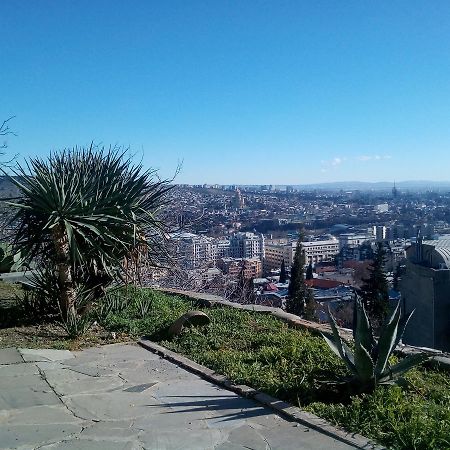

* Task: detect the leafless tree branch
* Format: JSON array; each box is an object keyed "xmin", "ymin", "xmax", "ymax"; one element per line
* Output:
[{"xmin": 0, "ymin": 117, "xmax": 17, "ymax": 150}]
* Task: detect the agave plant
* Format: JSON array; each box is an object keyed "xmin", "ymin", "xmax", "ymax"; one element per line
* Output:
[
  {"xmin": 6, "ymin": 145, "xmax": 173, "ymax": 319},
  {"xmin": 323, "ymin": 296, "xmax": 428, "ymax": 393}
]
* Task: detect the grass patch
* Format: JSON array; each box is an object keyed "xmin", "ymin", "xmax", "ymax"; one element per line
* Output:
[{"xmin": 101, "ymin": 289, "xmax": 450, "ymax": 450}]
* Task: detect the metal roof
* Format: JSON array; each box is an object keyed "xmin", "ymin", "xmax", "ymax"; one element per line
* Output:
[{"xmin": 423, "ymin": 238, "xmax": 450, "ymax": 269}]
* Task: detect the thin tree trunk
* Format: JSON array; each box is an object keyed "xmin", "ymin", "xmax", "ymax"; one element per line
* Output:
[{"xmin": 52, "ymin": 223, "xmax": 76, "ymax": 319}]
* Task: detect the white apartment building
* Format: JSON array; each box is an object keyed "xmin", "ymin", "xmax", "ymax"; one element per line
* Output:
[
  {"xmin": 338, "ymin": 233, "xmax": 372, "ymax": 250},
  {"xmin": 217, "ymin": 239, "xmax": 231, "ymax": 258},
  {"xmin": 170, "ymin": 232, "xmax": 218, "ymax": 269},
  {"xmin": 302, "ymin": 238, "xmax": 339, "ymax": 266},
  {"xmin": 375, "ymin": 203, "xmax": 389, "ymax": 213},
  {"xmin": 264, "ymin": 236, "xmax": 340, "ymax": 272},
  {"xmin": 229, "ymin": 232, "xmax": 265, "ymax": 260},
  {"xmin": 372, "ymin": 225, "xmax": 387, "ymax": 241}
]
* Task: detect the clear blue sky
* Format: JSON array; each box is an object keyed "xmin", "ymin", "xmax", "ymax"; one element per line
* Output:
[{"xmin": 2, "ymin": 1, "xmax": 450, "ymax": 184}]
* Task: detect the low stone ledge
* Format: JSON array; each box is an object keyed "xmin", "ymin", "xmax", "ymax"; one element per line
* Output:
[{"xmin": 138, "ymin": 338, "xmax": 384, "ymax": 450}]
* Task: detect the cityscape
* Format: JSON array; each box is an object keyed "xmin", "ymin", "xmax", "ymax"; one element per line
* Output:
[{"xmin": 144, "ymin": 182, "xmax": 450, "ymax": 353}]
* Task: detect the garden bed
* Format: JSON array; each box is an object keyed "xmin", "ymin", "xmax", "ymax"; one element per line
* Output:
[
  {"xmin": 0, "ymin": 282, "xmax": 132, "ymax": 350},
  {"xmin": 103, "ymin": 289, "xmax": 450, "ymax": 450}
]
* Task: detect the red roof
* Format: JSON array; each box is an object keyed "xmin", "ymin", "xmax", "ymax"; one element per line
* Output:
[
  {"xmin": 264, "ymin": 283, "xmax": 278, "ymax": 292},
  {"xmin": 305, "ymin": 278, "xmax": 343, "ymax": 289},
  {"xmin": 316, "ymin": 266, "xmax": 338, "ymax": 274}
]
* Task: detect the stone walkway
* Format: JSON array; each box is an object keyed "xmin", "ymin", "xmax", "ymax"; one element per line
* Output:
[{"xmin": 0, "ymin": 344, "xmax": 357, "ymax": 450}]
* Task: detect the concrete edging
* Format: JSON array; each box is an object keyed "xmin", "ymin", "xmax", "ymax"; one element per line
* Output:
[{"xmin": 138, "ymin": 338, "xmax": 385, "ymax": 450}]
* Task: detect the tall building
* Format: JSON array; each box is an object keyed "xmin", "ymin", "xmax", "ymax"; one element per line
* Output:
[
  {"xmin": 372, "ymin": 225, "xmax": 387, "ymax": 241},
  {"xmin": 264, "ymin": 242, "xmax": 294, "ymax": 273},
  {"xmin": 233, "ymin": 188, "xmax": 245, "ymax": 210},
  {"xmin": 264, "ymin": 236, "xmax": 339, "ymax": 272},
  {"xmin": 392, "ymin": 181, "xmax": 398, "ymax": 199},
  {"xmin": 170, "ymin": 232, "xmax": 218, "ymax": 269},
  {"xmin": 400, "ymin": 237, "xmax": 450, "ymax": 352},
  {"xmin": 217, "ymin": 239, "xmax": 231, "ymax": 258},
  {"xmin": 229, "ymin": 232, "xmax": 265, "ymax": 260}
]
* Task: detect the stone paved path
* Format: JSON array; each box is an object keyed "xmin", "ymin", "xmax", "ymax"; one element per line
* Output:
[{"xmin": 0, "ymin": 344, "xmax": 356, "ymax": 450}]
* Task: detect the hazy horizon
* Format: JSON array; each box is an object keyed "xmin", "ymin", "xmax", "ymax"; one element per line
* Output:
[{"xmin": 181, "ymin": 179, "xmax": 450, "ymax": 188}]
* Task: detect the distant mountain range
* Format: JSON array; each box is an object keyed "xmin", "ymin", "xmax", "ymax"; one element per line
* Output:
[
  {"xmin": 3, "ymin": 175, "xmax": 450, "ymax": 196},
  {"xmin": 294, "ymin": 180, "xmax": 450, "ymax": 191},
  {"xmin": 0, "ymin": 176, "xmax": 20, "ymax": 199},
  {"xmin": 237, "ymin": 180, "xmax": 450, "ymax": 191}
]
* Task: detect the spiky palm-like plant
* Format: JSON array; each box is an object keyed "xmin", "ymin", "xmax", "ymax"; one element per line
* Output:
[
  {"xmin": 7, "ymin": 145, "xmax": 172, "ymax": 317},
  {"xmin": 323, "ymin": 296, "xmax": 428, "ymax": 393},
  {"xmin": 0, "ymin": 243, "xmax": 22, "ymax": 273}
]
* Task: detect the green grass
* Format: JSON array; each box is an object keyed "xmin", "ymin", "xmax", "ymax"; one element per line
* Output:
[{"xmin": 101, "ymin": 288, "xmax": 450, "ymax": 450}]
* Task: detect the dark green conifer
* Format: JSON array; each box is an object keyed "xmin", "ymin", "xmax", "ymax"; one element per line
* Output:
[
  {"xmin": 306, "ymin": 262, "xmax": 314, "ymax": 280},
  {"xmin": 304, "ymin": 288, "xmax": 316, "ymax": 321},
  {"xmin": 286, "ymin": 231, "xmax": 306, "ymax": 316},
  {"xmin": 279, "ymin": 259, "xmax": 287, "ymax": 284},
  {"xmin": 360, "ymin": 242, "xmax": 389, "ymax": 324}
]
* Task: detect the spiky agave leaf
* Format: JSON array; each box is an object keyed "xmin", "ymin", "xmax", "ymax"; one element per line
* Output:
[
  {"xmin": 354, "ymin": 342, "xmax": 375, "ymax": 384},
  {"xmin": 324, "ymin": 306, "xmax": 356, "ymax": 374},
  {"xmin": 374, "ymin": 300, "xmax": 402, "ymax": 378},
  {"xmin": 379, "ymin": 353, "xmax": 429, "ymax": 383},
  {"xmin": 354, "ymin": 296, "xmax": 376, "ymax": 357},
  {"xmin": 393, "ymin": 308, "xmax": 415, "ymax": 351}
]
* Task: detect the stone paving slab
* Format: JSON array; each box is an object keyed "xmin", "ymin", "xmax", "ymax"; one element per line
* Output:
[
  {"xmin": 19, "ymin": 349, "xmax": 74, "ymax": 363},
  {"xmin": 0, "ymin": 348, "xmax": 23, "ymax": 365},
  {"xmin": 0, "ymin": 344, "xmax": 364, "ymax": 449}
]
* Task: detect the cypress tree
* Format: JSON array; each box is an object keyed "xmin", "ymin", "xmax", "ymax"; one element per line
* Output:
[
  {"xmin": 393, "ymin": 262, "xmax": 403, "ymax": 291},
  {"xmin": 304, "ymin": 287, "xmax": 316, "ymax": 321},
  {"xmin": 306, "ymin": 262, "xmax": 314, "ymax": 280},
  {"xmin": 286, "ymin": 231, "xmax": 306, "ymax": 316},
  {"xmin": 279, "ymin": 259, "xmax": 287, "ymax": 283},
  {"xmin": 360, "ymin": 242, "xmax": 389, "ymax": 323}
]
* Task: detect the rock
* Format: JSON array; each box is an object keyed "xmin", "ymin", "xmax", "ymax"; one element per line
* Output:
[{"xmin": 168, "ymin": 310, "xmax": 210, "ymax": 337}]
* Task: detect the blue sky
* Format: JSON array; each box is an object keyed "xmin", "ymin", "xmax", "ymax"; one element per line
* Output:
[{"xmin": 2, "ymin": 1, "xmax": 450, "ymax": 184}]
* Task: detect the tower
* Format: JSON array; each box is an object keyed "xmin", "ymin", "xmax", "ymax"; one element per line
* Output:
[{"xmin": 392, "ymin": 181, "xmax": 398, "ymax": 199}]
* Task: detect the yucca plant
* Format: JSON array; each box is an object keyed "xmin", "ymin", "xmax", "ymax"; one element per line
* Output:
[
  {"xmin": 58, "ymin": 284, "xmax": 96, "ymax": 339},
  {"xmin": 0, "ymin": 243, "xmax": 22, "ymax": 273},
  {"xmin": 323, "ymin": 296, "xmax": 428, "ymax": 393},
  {"xmin": 6, "ymin": 145, "xmax": 172, "ymax": 319}
]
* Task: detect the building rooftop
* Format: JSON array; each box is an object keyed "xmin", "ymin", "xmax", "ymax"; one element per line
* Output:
[{"xmin": 409, "ymin": 237, "xmax": 450, "ymax": 269}]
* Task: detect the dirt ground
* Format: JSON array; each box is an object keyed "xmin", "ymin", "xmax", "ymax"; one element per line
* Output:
[
  {"xmin": 0, "ymin": 281, "xmax": 133, "ymax": 350},
  {"xmin": 0, "ymin": 322, "xmax": 133, "ymax": 350}
]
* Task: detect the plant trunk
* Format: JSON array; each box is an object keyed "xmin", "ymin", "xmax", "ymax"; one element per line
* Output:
[{"xmin": 52, "ymin": 223, "xmax": 76, "ymax": 319}]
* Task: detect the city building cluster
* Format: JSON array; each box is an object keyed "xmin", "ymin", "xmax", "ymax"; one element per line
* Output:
[{"xmin": 147, "ymin": 183, "xmax": 450, "ymax": 352}]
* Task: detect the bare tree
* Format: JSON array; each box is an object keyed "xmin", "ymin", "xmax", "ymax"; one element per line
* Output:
[
  {"xmin": 0, "ymin": 117, "xmax": 18, "ymax": 240},
  {"xmin": 0, "ymin": 117, "xmax": 16, "ymax": 163}
]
